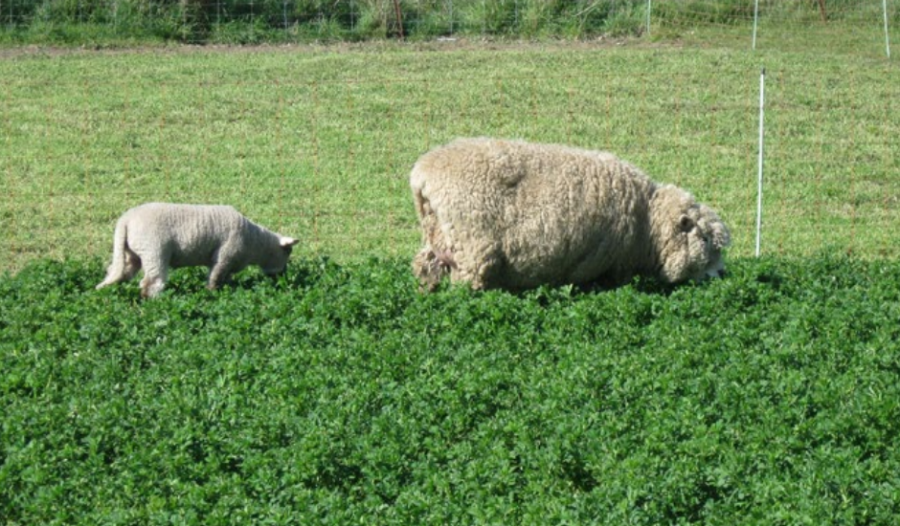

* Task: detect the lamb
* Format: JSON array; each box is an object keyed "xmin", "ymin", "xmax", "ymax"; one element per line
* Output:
[
  {"xmin": 410, "ymin": 138, "xmax": 731, "ymax": 291},
  {"xmin": 96, "ymin": 203, "xmax": 299, "ymax": 298}
]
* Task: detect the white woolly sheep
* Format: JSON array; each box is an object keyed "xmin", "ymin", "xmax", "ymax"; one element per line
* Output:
[
  {"xmin": 410, "ymin": 138, "xmax": 730, "ymax": 291},
  {"xmin": 96, "ymin": 203, "xmax": 299, "ymax": 298}
]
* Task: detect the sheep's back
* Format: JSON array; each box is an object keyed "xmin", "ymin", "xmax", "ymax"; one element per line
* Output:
[{"xmin": 413, "ymin": 139, "xmax": 655, "ymax": 284}]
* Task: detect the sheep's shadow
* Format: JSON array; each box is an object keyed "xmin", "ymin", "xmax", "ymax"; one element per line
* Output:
[{"xmin": 423, "ymin": 273, "xmax": 685, "ymax": 305}]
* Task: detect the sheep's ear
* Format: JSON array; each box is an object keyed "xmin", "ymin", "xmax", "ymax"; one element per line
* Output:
[
  {"xmin": 712, "ymin": 225, "xmax": 731, "ymax": 249},
  {"xmin": 280, "ymin": 237, "xmax": 299, "ymax": 248},
  {"xmin": 678, "ymin": 215, "xmax": 694, "ymax": 232}
]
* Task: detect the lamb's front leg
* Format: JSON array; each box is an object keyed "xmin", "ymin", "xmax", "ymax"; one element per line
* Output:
[
  {"xmin": 207, "ymin": 241, "xmax": 245, "ymax": 290},
  {"xmin": 207, "ymin": 261, "xmax": 235, "ymax": 290}
]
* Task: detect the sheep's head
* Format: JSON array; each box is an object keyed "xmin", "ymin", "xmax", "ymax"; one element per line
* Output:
[
  {"xmin": 651, "ymin": 186, "xmax": 731, "ymax": 284},
  {"xmin": 260, "ymin": 235, "xmax": 300, "ymax": 276}
]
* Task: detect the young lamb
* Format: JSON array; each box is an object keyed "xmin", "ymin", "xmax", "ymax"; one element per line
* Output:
[
  {"xmin": 96, "ymin": 203, "xmax": 298, "ymax": 298},
  {"xmin": 410, "ymin": 138, "xmax": 731, "ymax": 291}
]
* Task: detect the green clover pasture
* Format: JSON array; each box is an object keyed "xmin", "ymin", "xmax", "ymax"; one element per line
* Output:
[{"xmin": 1, "ymin": 256, "xmax": 899, "ymax": 524}]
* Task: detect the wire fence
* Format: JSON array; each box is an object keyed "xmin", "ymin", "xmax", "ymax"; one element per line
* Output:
[
  {"xmin": 2, "ymin": 36, "xmax": 898, "ymax": 275},
  {"xmin": 0, "ymin": 0, "xmax": 897, "ymax": 52}
]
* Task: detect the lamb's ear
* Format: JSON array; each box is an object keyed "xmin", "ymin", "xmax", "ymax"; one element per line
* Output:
[
  {"xmin": 678, "ymin": 215, "xmax": 694, "ymax": 232},
  {"xmin": 280, "ymin": 237, "xmax": 300, "ymax": 248}
]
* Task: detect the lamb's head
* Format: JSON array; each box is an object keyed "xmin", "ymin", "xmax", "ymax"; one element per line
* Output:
[
  {"xmin": 260, "ymin": 235, "xmax": 300, "ymax": 276},
  {"xmin": 650, "ymin": 185, "xmax": 731, "ymax": 284}
]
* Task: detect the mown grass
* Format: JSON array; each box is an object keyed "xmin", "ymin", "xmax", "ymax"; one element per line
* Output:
[
  {"xmin": 1, "ymin": 255, "xmax": 899, "ymax": 524},
  {"xmin": 2, "ymin": 37, "xmax": 899, "ymax": 275}
]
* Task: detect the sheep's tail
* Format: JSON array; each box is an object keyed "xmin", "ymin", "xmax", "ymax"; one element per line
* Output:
[
  {"xmin": 411, "ymin": 186, "xmax": 456, "ymax": 292},
  {"xmin": 96, "ymin": 220, "xmax": 128, "ymax": 289}
]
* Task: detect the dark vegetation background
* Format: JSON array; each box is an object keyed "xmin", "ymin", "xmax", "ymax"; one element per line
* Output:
[{"xmin": 1, "ymin": 0, "xmax": 896, "ymax": 45}]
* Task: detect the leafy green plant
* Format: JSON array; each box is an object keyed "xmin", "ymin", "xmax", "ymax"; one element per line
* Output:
[{"xmin": 2, "ymin": 255, "xmax": 899, "ymax": 524}]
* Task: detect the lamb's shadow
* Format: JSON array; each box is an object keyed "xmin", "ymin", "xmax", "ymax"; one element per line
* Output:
[
  {"xmin": 270, "ymin": 255, "xmax": 350, "ymax": 291},
  {"xmin": 161, "ymin": 266, "xmax": 306, "ymax": 296},
  {"xmin": 227, "ymin": 264, "xmax": 315, "ymax": 292}
]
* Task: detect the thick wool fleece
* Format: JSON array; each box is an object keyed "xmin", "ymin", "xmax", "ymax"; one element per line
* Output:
[
  {"xmin": 96, "ymin": 203, "xmax": 298, "ymax": 298},
  {"xmin": 410, "ymin": 138, "xmax": 730, "ymax": 291}
]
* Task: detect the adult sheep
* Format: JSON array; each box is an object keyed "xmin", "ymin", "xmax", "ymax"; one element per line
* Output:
[{"xmin": 410, "ymin": 138, "xmax": 730, "ymax": 291}]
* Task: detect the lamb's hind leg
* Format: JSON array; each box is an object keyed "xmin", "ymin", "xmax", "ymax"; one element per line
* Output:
[
  {"xmin": 139, "ymin": 257, "xmax": 168, "ymax": 299},
  {"xmin": 97, "ymin": 247, "xmax": 142, "ymax": 289},
  {"xmin": 121, "ymin": 247, "xmax": 142, "ymax": 281}
]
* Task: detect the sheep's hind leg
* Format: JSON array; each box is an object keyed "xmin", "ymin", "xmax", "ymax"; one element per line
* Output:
[
  {"xmin": 452, "ymin": 243, "xmax": 502, "ymax": 291},
  {"xmin": 413, "ymin": 247, "xmax": 453, "ymax": 292}
]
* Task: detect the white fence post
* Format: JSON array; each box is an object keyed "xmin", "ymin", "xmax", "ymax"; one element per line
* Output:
[
  {"xmin": 756, "ymin": 67, "xmax": 766, "ymax": 257},
  {"xmin": 752, "ymin": 0, "xmax": 760, "ymax": 50},
  {"xmin": 884, "ymin": 0, "xmax": 892, "ymax": 59}
]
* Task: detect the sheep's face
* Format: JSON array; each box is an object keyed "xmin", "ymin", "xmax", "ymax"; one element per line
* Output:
[
  {"xmin": 261, "ymin": 236, "xmax": 299, "ymax": 276},
  {"xmin": 654, "ymin": 189, "xmax": 731, "ymax": 284}
]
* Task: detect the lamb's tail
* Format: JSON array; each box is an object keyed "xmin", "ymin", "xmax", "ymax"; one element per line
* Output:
[
  {"xmin": 411, "ymin": 187, "xmax": 456, "ymax": 292},
  {"xmin": 96, "ymin": 220, "xmax": 128, "ymax": 289}
]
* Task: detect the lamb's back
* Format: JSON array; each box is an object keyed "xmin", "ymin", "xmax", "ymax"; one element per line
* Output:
[{"xmin": 123, "ymin": 203, "xmax": 248, "ymax": 265}]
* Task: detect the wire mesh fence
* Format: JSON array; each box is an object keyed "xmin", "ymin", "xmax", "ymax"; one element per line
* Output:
[
  {"xmin": 0, "ymin": 0, "xmax": 896, "ymax": 52},
  {"xmin": 2, "ymin": 40, "xmax": 898, "ymax": 274}
]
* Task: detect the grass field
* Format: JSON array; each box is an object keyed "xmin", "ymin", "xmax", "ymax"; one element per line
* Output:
[
  {"xmin": 2, "ymin": 256, "xmax": 900, "ymax": 524},
  {"xmin": 2, "ymin": 28, "xmax": 899, "ymax": 275}
]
